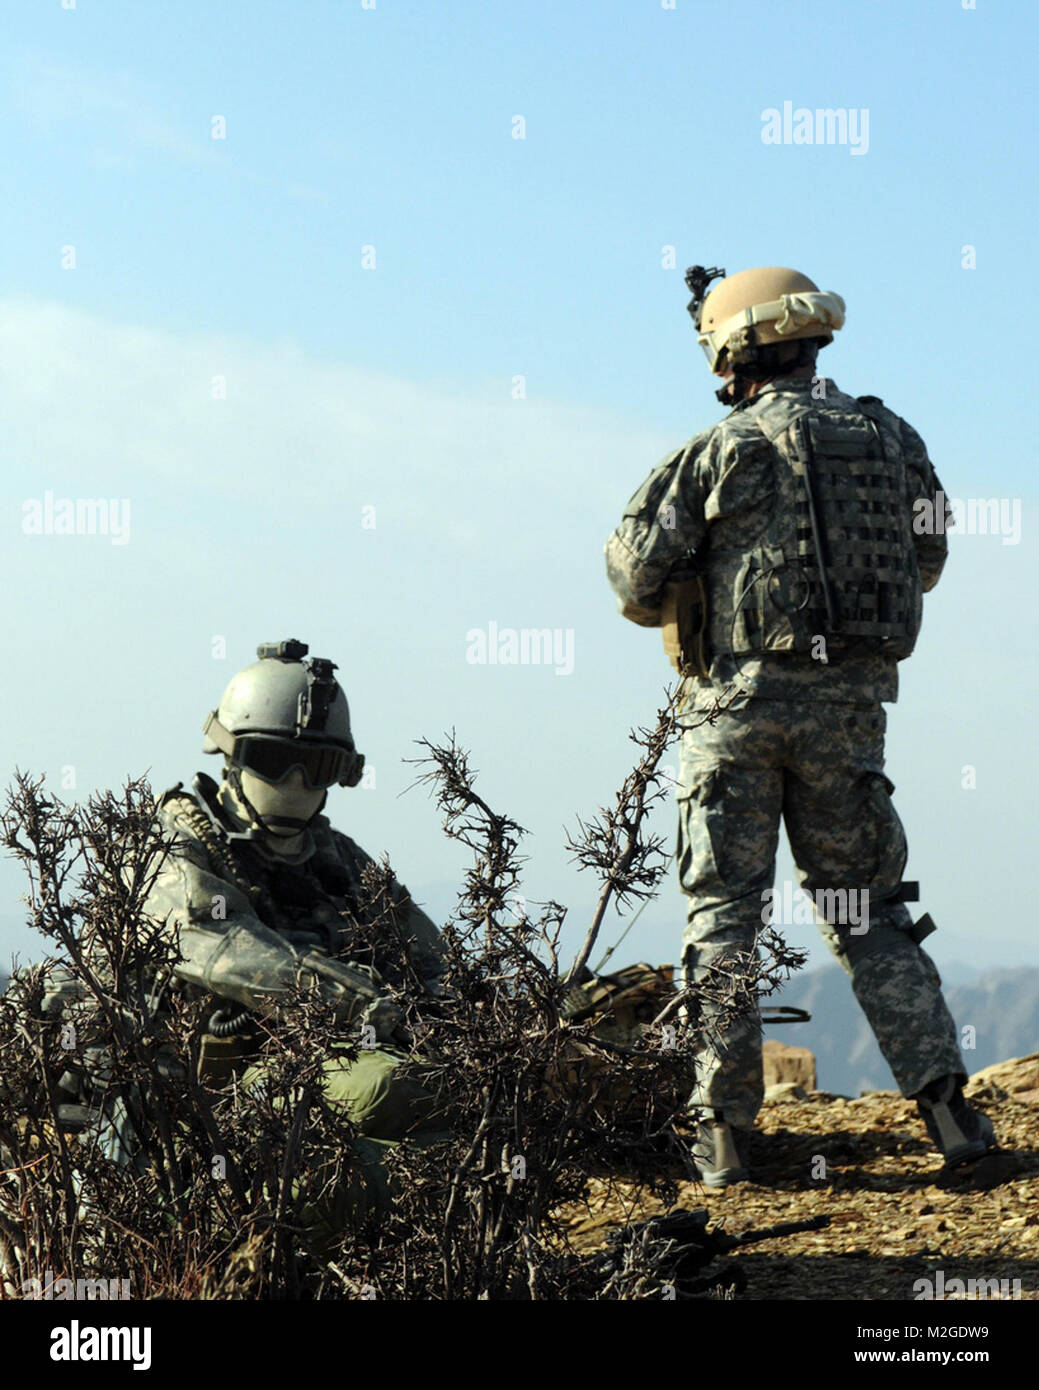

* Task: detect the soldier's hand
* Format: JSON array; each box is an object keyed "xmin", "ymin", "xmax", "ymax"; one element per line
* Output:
[
  {"xmin": 361, "ymin": 996, "xmax": 404, "ymax": 1044},
  {"xmin": 297, "ymin": 949, "xmax": 382, "ymax": 1026}
]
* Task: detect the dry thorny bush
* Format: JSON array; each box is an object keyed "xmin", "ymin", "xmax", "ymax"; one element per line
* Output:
[{"xmin": 0, "ymin": 687, "xmax": 808, "ymax": 1300}]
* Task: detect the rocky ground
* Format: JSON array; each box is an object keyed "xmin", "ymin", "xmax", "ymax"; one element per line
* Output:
[{"xmin": 562, "ymin": 1055, "xmax": 1039, "ymax": 1300}]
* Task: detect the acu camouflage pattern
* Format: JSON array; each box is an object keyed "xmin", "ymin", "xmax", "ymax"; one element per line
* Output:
[
  {"xmin": 691, "ymin": 385, "xmax": 935, "ymax": 660},
  {"xmin": 677, "ymin": 700, "xmax": 964, "ymax": 1127},
  {"xmin": 605, "ymin": 377, "xmax": 950, "ymax": 710},
  {"xmin": 18, "ymin": 779, "xmax": 450, "ymax": 1227},
  {"xmin": 605, "ymin": 377, "xmax": 965, "ymax": 1128},
  {"xmin": 141, "ymin": 778, "xmax": 449, "ymax": 1178},
  {"xmin": 147, "ymin": 777, "xmax": 445, "ymax": 1021}
]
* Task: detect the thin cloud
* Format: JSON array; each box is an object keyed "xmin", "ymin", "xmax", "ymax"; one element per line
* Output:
[
  {"xmin": 11, "ymin": 52, "xmax": 225, "ymax": 171},
  {"xmin": 0, "ymin": 296, "xmax": 673, "ymax": 538},
  {"xmin": 9, "ymin": 50, "xmax": 326, "ymax": 201}
]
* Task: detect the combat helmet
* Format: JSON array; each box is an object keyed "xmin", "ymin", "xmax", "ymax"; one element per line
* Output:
[
  {"xmin": 685, "ymin": 265, "xmax": 846, "ymax": 376},
  {"xmin": 202, "ymin": 639, "xmax": 365, "ymax": 791}
]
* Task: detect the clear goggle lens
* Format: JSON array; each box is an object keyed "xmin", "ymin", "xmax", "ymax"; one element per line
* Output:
[{"xmin": 698, "ymin": 334, "xmax": 723, "ymax": 369}]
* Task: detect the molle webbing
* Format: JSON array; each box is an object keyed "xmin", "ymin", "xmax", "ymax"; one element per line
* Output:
[
  {"xmin": 162, "ymin": 791, "xmax": 290, "ymax": 933},
  {"xmin": 707, "ymin": 398, "xmax": 922, "ymax": 659},
  {"xmin": 782, "ymin": 405, "xmax": 920, "ymax": 645},
  {"xmin": 163, "ymin": 791, "xmax": 362, "ymax": 940}
]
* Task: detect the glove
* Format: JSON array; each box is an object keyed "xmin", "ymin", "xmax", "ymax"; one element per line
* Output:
[
  {"xmin": 361, "ymin": 996, "xmax": 404, "ymax": 1044},
  {"xmin": 296, "ymin": 950, "xmax": 408, "ymax": 1043}
]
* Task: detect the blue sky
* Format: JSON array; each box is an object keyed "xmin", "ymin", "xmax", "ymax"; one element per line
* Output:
[{"xmin": 1, "ymin": 0, "xmax": 1036, "ymax": 998}]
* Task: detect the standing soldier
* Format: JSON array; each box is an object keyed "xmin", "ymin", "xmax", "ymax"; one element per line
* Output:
[{"xmin": 604, "ymin": 266, "xmax": 996, "ymax": 1185}]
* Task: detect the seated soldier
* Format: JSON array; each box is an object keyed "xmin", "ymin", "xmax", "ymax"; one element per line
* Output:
[{"xmin": 144, "ymin": 638, "xmax": 449, "ymax": 1198}]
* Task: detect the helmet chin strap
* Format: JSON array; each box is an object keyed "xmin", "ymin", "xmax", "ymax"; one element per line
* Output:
[
  {"xmin": 225, "ymin": 764, "xmax": 327, "ymax": 838},
  {"xmin": 716, "ymin": 339, "xmax": 820, "ymax": 405},
  {"xmin": 716, "ymin": 373, "xmax": 748, "ymax": 405}
]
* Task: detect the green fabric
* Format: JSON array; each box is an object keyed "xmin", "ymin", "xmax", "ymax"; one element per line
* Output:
[
  {"xmin": 240, "ymin": 1045, "xmax": 448, "ymax": 1231},
  {"xmin": 314, "ymin": 1046, "xmax": 445, "ymax": 1141}
]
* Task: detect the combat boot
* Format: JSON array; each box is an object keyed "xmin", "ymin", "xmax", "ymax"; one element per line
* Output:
[
  {"xmin": 691, "ymin": 1110, "xmax": 749, "ymax": 1188},
  {"xmin": 915, "ymin": 1074, "xmax": 997, "ymax": 1167}
]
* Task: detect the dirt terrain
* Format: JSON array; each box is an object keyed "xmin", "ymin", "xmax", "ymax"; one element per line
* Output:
[{"xmin": 562, "ymin": 1055, "xmax": 1039, "ymax": 1300}]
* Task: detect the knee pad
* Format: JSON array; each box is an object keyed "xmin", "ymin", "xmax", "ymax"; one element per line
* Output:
[
  {"xmin": 841, "ymin": 903, "xmax": 938, "ymax": 970},
  {"xmin": 841, "ymin": 918, "xmax": 918, "ymax": 971}
]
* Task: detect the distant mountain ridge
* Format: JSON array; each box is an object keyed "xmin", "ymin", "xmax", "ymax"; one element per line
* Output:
[
  {"xmin": 1, "ymin": 952, "xmax": 1033, "ymax": 1100},
  {"xmin": 764, "ymin": 964, "xmax": 1039, "ymax": 1096}
]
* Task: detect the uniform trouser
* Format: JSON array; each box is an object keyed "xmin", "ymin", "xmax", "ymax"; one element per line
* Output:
[
  {"xmin": 676, "ymin": 699, "xmax": 966, "ymax": 1130},
  {"xmin": 241, "ymin": 1045, "xmax": 448, "ymax": 1233}
]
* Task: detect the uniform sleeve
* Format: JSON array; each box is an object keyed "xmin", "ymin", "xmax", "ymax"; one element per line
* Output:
[
  {"xmin": 392, "ymin": 889, "xmax": 446, "ymax": 984},
  {"xmin": 330, "ymin": 831, "xmax": 446, "ymax": 986},
  {"xmin": 604, "ymin": 436, "xmax": 712, "ymax": 626},
  {"xmin": 901, "ymin": 418, "xmax": 950, "ymax": 593},
  {"xmin": 142, "ymin": 833, "xmax": 308, "ymax": 1010}
]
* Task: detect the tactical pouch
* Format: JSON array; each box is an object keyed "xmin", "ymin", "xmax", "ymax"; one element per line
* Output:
[
  {"xmin": 198, "ymin": 1031, "xmax": 257, "ymax": 1086},
  {"xmin": 661, "ymin": 571, "xmax": 711, "ymax": 677}
]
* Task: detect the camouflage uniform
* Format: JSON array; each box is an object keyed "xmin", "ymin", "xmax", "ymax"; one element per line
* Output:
[
  {"xmin": 149, "ymin": 780, "xmax": 444, "ymax": 1012},
  {"xmin": 134, "ymin": 775, "xmax": 449, "ymax": 1214},
  {"xmin": 605, "ymin": 375, "xmax": 966, "ymax": 1128}
]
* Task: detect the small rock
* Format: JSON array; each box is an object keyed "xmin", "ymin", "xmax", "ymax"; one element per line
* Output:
[
  {"xmin": 763, "ymin": 1039, "xmax": 816, "ymax": 1091},
  {"xmin": 968, "ymin": 1081, "xmax": 1011, "ymax": 1103},
  {"xmin": 763, "ymin": 1082, "xmax": 807, "ymax": 1104},
  {"xmin": 968, "ymin": 1054, "xmax": 1039, "ymax": 1096}
]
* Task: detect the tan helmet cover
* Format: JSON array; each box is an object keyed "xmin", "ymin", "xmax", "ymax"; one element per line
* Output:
[{"xmin": 698, "ymin": 267, "xmax": 845, "ymax": 372}]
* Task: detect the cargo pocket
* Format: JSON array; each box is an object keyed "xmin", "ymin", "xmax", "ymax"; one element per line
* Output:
[
  {"xmin": 676, "ymin": 767, "xmax": 729, "ymax": 896},
  {"xmin": 863, "ymin": 770, "xmax": 908, "ymax": 895},
  {"xmin": 829, "ymin": 705, "xmax": 886, "ymax": 765}
]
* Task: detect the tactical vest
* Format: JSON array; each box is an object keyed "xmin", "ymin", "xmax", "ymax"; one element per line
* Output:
[
  {"xmin": 160, "ymin": 782, "xmax": 365, "ymax": 947},
  {"xmin": 703, "ymin": 391, "xmax": 923, "ymax": 661},
  {"xmin": 158, "ymin": 783, "xmax": 374, "ymax": 1084}
]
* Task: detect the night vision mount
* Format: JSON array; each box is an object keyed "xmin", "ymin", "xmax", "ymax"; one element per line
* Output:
[
  {"xmin": 257, "ymin": 638, "xmax": 310, "ymax": 662},
  {"xmin": 684, "ymin": 264, "xmax": 726, "ymax": 330},
  {"xmin": 255, "ymin": 638, "xmax": 341, "ymax": 734},
  {"xmin": 299, "ymin": 656, "xmax": 339, "ymax": 732}
]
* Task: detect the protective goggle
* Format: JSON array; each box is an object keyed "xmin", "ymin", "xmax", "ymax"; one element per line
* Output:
[
  {"xmin": 698, "ymin": 334, "xmax": 724, "ymax": 371},
  {"xmin": 232, "ymin": 736, "xmax": 354, "ymax": 790},
  {"xmin": 697, "ymin": 291, "xmax": 846, "ymax": 376},
  {"xmin": 203, "ymin": 711, "xmax": 359, "ymax": 789}
]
